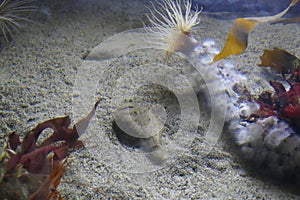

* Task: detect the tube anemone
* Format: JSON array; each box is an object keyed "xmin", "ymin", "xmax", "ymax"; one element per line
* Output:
[
  {"xmin": 0, "ymin": 0, "xmax": 38, "ymax": 42},
  {"xmin": 144, "ymin": 0, "xmax": 202, "ymax": 55}
]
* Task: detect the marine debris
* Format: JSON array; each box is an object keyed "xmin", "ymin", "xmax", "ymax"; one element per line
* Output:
[{"xmin": 0, "ymin": 100, "xmax": 99, "ymax": 199}]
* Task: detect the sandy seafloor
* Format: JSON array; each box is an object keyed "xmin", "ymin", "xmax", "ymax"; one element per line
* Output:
[{"xmin": 1, "ymin": 0, "xmax": 300, "ymax": 199}]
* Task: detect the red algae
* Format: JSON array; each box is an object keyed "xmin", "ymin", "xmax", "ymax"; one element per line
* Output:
[
  {"xmin": 0, "ymin": 100, "xmax": 100, "ymax": 199},
  {"xmin": 255, "ymin": 68, "xmax": 300, "ymax": 132}
]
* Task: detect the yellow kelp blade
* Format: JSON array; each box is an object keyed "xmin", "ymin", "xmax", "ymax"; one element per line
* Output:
[
  {"xmin": 213, "ymin": 18, "xmax": 258, "ymax": 62},
  {"xmin": 213, "ymin": 0, "xmax": 299, "ymax": 62}
]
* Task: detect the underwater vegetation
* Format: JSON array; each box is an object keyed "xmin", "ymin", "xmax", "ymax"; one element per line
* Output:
[
  {"xmin": 0, "ymin": 0, "xmax": 39, "ymax": 42},
  {"xmin": 255, "ymin": 70, "xmax": 300, "ymax": 132},
  {"xmin": 85, "ymin": 0, "xmax": 300, "ymax": 184},
  {"xmin": 1, "ymin": 0, "xmax": 300, "ymax": 198},
  {"xmin": 230, "ymin": 49, "xmax": 300, "ymax": 181},
  {"xmin": 194, "ymin": 0, "xmax": 300, "ymax": 15},
  {"xmin": 143, "ymin": 0, "xmax": 300, "ymax": 63},
  {"xmin": 213, "ymin": 0, "xmax": 299, "ymax": 62},
  {"xmin": 203, "ymin": 0, "xmax": 300, "ymax": 183},
  {"xmin": 273, "ymin": 15, "xmax": 300, "ymax": 24},
  {"xmin": 259, "ymin": 48, "xmax": 300, "ymax": 75},
  {"xmin": 254, "ymin": 50, "xmax": 300, "ymax": 132},
  {"xmin": 0, "ymin": 100, "xmax": 99, "ymax": 199}
]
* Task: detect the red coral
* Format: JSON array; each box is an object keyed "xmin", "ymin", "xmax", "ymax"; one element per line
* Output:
[
  {"xmin": 256, "ymin": 68, "xmax": 300, "ymax": 131},
  {"xmin": 5, "ymin": 100, "xmax": 100, "ymax": 174}
]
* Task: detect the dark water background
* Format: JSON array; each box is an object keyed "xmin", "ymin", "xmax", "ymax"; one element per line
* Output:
[
  {"xmin": 39, "ymin": 0, "xmax": 300, "ymax": 18},
  {"xmin": 194, "ymin": 0, "xmax": 300, "ymax": 17}
]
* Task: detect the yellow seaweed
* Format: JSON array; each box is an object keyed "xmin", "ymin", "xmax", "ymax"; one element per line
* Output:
[{"xmin": 213, "ymin": 0, "xmax": 299, "ymax": 62}]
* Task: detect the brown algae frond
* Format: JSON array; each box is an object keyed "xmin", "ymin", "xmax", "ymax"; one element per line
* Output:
[{"xmin": 145, "ymin": 0, "xmax": 202, "ymax": 55}]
